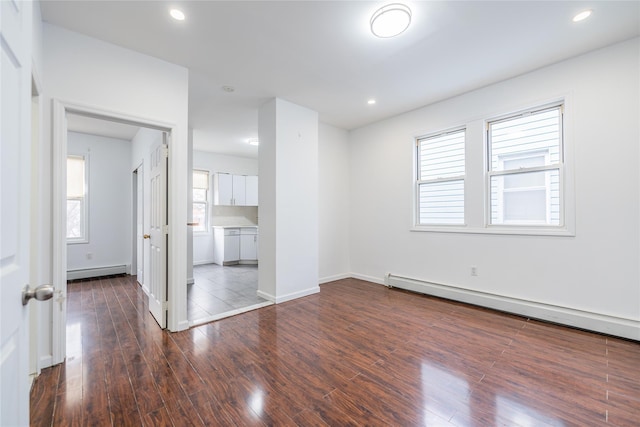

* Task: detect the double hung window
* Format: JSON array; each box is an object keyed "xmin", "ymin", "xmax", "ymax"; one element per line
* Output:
[
  {"xmin": 67, "ymin": 155, "xmax": 88, "ymax": 242},
  {"xmin": 487, "ymin": 105, "xmax": 563, "ymax": 226},
  {"xmin": 416, "ymin": 129, "xmax": 466, "ymax": 225},
  {"xmin": 192, "ymin": 170, "xmax": 209, "ymax": 233}
]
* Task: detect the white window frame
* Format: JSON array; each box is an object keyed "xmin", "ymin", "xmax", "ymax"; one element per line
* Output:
[
  {"xmin": 486, "ymin": 103, "xmax": 564, "ymax": 230},
  {"xmin": 414, "ymin": 128, "xmax": 466, "ymax": 227},
  {"xmin": 192, "ymin": 169, "xmax": 209, "ymax": 234},
  {"xmin": 66, "ymin": 153, "xmax": 89, "ymax": 244}
]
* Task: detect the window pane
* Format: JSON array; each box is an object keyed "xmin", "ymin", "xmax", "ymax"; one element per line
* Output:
[
  {"xmin": 418, "ymin": 180, "xmax": 464, "ymax": 225},
  {"xmin": 193, "ymin": 202, "xmax": 206, "ymax": 232},
  {"xmin": 193, "ymin": 188, "xmax": 207, "ymax": 202},
  {"xmin": 419, "ymin": 130, "xmax": 465, "ymax": 180},
  {"xmin": 67, "ymin": 199, "xmax": 82, "ymax": 238},
  {"xmin": 67, "ymin": 156, "xmax": 85, "ymax": 198},
  {"xmin": 490, "ymin": 108, "xmax": 561, "ymax": 171},
  {"xmin": 490, "ymin": 169, "xmax": 560, "ymax": 225}
]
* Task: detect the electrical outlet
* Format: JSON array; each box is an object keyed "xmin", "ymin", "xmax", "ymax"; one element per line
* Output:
[
  {"xmin": 470, "ymin": 266, "xmax": 478, "ymax": 276},
  {"xmin": 87, "ymin": 252, "xmax": 93, "ymax": 260}
]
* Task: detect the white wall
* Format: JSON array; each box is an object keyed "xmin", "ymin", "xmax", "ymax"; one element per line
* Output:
[
  {"xmin": 191, "ymin": 149, "xmax": 259, "ymax": 265},
  {"xmin": 319, "ymin": 123, "xmax": 350, "ymax": 282},
  {"xmin": 259, "ymin": 98, "xmax": 319, "ymax": 302},
  {"xmin": 66, "ymin": 132, "xmax": 132, "ymax": 272},
  {"xmin": 348, "ymin": 38, "xmax": 640, "ymax": 337},
  {"xmin": 43, "ymin": 22, "xmax": 190, "ymax": 342}
]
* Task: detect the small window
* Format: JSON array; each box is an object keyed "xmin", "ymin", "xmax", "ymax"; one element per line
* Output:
[
  {"xmin": 67, "ymin": 155, "xmax": 88, "ymax": 242},
  {"xmin": 416, "ymin": 129, "xmax": 465, "ymax": 225},
  {"xmin": 488, "ymin": 105, "xmax": 563, "ymax": 226},
  {"xmin": 192, "ymin": 170, "xmax": 209, "ymax": 232}
]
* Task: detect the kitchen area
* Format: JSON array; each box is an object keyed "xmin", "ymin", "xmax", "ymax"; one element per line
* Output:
[{"xmin": 189, "ymin": 150, "xmax": 271, "ymax": 325}]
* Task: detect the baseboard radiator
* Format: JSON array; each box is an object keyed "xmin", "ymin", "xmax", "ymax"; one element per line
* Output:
[
  {"xmin": 67, "ymin": 265, "xmax": 128, "ymax": 281},
  {"xmin": 384, "ymin": 273, "xmax": 640, "ymax": 341}
]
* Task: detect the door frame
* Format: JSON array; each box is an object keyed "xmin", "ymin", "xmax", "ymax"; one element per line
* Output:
[{"xmin": 52, "ymin": 100, "xmax": 183, "ymax": 363}]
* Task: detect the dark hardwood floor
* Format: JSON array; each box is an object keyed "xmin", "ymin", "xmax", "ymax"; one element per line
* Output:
[{"xmin": 30, "ymin": 275, "xmax": 640, "ymax": 426}]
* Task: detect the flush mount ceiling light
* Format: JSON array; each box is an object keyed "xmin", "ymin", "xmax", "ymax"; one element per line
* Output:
[
  {"xmin": 367, "ymin": 99, "xmax": 376, "ymax": 105},
  {"xmin": 169, "ymin": 8, "xmax": 185, "ymax": 21},
  {"xmin": 247, "ymin": 138, "xmax": 259, "ymax": 146},
  {"xmin": 572, "ymin": 9, "xmax": 592, "ymax": 22},
  {"xmin": 370, "ymin": 3, "xmax": 412, "ymax": 38},
  {"xmin": 221, "ymin": 85, "xmax": 235, "ymax": 93}
]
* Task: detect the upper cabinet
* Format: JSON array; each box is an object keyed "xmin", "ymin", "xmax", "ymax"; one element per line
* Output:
[
  {"xmin": 245, "ymin": 175, "xmax": 259, "ymax": 206},
  {"xmin": 213, "ymin": 173, "xmax": 258, "ymax": 206}
]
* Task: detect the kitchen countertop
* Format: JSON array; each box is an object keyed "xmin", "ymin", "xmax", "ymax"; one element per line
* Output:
[{"xmin": 211, "ymin": 225, "xmax": 258, "ymax": 229}]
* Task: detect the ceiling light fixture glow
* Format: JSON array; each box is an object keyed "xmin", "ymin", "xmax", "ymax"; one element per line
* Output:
[
  {"xmin": 247, "ymin": 138, "xmax": 259, "ymax": 146},
  {"xmin": 370, "ymin": 3, "xmax": 412, "ymax": 38},
  {"xmin": 170, "ymin": 8, "xmax": 185, "ymax": 21},
  {"xmin": 572, "ymin": 9, "xmax": 592, "ymax": 22},
  {"xmin": 367, "ymin": 99, "xmax": 376, "ymax": 105}
]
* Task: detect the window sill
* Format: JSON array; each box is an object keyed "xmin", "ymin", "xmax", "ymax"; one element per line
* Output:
[{"xmin": 411, "ymin": 225, "xmax": 575, "ymax": 237}]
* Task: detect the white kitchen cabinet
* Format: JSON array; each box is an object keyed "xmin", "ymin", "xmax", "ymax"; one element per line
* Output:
[
  {"xmin": 213, "ymin": 228, "xmax": 240, "ymax": 265},
  {"xmin": 240, "ymin": 228, "xmax": 258, "ymax": 261},
  {"xmin": 214, "ymin": 173, "xmax": 234, "ymax": 205},
  {"xmin": 213, "ymin": 227, "xmax": 258, "ymax": 265},
  {"xmin": 245, "ymin": 175, "xmax": 259, "ymax": 206},
  {"xmin": 213, "ymin": 173, "xmax": 258, "ymax": 206},
  {"xmin": 232, "ymin": 175, "xmax": 246, "ymax": 205}
]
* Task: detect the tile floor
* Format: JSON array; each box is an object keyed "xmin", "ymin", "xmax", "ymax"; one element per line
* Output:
[{"xmin": 187, "ymin": 263, "xmax": 270, "ymax": 325}]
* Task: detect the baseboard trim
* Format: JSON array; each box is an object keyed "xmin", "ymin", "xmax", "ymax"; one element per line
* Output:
[
  {"xmin": 319, "ymin": 273, "xmax": 351, "ymax": 284},
  {"xmin": 257, "ymin": 286, "xmax": 321, "ymax": 304},
  {"xmin": 193, "ymin": 260, "xmax": 215, "ymax": 266},
  {"xmin": 350, "ymin": 273, "xmax": 386, "ymax": 286},
  {"xmin": 39, "ymin": 354, "xmax": 53, "ymax": 370},
  {"xmin": 385, "ymin": 273, "xmax": 640, "ymax": 341},
  {"xmin": 67, "ymin": 265, "xmax": 127, "ymax": 280}
]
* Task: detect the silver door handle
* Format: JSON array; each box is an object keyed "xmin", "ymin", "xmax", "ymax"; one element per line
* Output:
[{"xmin": 22, "ymin": 284, "xmax": 54, "ymax": 306}]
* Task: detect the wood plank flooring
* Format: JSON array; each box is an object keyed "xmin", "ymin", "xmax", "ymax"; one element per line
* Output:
[{"xmin": 30, "ymin": 275, "xmax": 640, "ymax": 426}]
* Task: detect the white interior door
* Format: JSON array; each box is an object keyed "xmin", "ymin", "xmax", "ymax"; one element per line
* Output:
[
  {"xmin": 1, "ymin": 0, "xmax": 33, "ymax": 425},
  {"xmin": 148, "ymin": 136, "xmax": 168, "ymax": 328},
  {"xmin": 136, "ymin": 166, "xmax": 144, "ymax": 283}
]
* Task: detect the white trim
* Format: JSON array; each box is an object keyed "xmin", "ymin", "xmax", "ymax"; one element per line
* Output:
[
  {"xmin": 410, "ymin": 225, "xmax": 575, "ymax": 237},
  {"xmin": 257, "ymin": 286, "xmax": 320, "ymax": 304},
  {"xmin": 350, "ymin": 272, "xmax": 386, "ymax": 286},
  {"xmin": 318, "ymin": 273, "xmax": 351, "ymax": 284},
  {"xmin": 38, "ymin": 355, "xmax": 53, "ymax": 370},
  {"xmin": 66, "ymin": 265, "xmax": 127, "ymax": 280},
  {"xmin": 186, "ymin": 277, "xmax": 194, "ymax": 285},
  {"xmin": 386, "ymin": 273, "xmax": 640, "ymax": 341},
  {"xmin": 188, "ymin": 301, "xmax": 273, "ymax": 327}
]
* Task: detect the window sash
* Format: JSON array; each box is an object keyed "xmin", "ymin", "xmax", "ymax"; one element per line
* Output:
[
  {"xmin": 67, "ymin": 155, "xmax": 88, "ymax": 242},
  {"xmin": 487, "ymin": 104, "xmax": 564, "ymax": 227},
  {"xmin": 416, "ymin": 129, "xmax": 466, "ymax": 226}
]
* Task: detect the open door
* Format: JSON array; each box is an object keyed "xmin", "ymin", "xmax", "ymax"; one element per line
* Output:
[
  {"xmin": 135, "ymin": 165, "xmax": 144, "ymax": 284},
  {"xmin": 148, "ymin": 134, "xmax": 168, "ymax": 328},
  {"xmin": 1, "ymin": 1, "xmax": 33, "ymax": 424}
]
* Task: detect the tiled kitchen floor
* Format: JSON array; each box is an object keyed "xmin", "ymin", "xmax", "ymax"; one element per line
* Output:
[{"xmin": 187, "ymin": 263, "xmax": 271, "ymax": 325}]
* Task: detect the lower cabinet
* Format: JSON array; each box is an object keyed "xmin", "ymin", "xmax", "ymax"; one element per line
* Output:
[{"xmin": 213, "ymin": 227, "xmax": 258, "ymax": 265}]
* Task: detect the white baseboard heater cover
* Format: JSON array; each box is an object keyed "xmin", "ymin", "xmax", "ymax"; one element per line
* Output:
[
  {"xmin": 67, "ymin": 265, "xmax": 127, "ymax": 281},
  {"xmin": 385, "ymin": 273, "xmax": 639, "ymax": 341}
]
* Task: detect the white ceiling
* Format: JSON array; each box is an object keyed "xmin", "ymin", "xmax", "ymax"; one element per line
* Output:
[
  {"xmin": 41, "ymin": 1, "xmax": 640, "ymax": 158},
  {"xmin": 66, "ymin": 114, "xmax": 141, "ymax": 141}
]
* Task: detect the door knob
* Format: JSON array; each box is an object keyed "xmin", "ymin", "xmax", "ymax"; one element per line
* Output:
[
  {"xmin": 22, "ymin": 284, "xmax": 54, "ymax": 306},
  {"xmin": 143, "ymin": 234, "xmax": 150, "ymax": 239}
]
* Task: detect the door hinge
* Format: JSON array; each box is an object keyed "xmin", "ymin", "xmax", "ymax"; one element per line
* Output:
[
  {"xmin": 163, "ymin": 224, "xmax": 169, "ymax": 234},
  {"xmin": 162, "ymin": 301, "xmax": 168, "ymax": 310},
  {"xmin": 161, "ymin": 144, "xmax": 169, "ymax": 159}
]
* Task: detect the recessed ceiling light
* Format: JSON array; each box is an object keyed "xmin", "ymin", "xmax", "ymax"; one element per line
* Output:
[
  {"xmin": 247, "ymin": 138, "xmax": 259, "ymax": 146},
  {"xmin": 169, "ymin": 8, "xmax": 185, "ymax": 21},
  {"xmin": 367, "ymin": 99, "xmax": 376, "ymax": 105},
  {"xmin": 572, "ymin": 9, "xmax": 592, "ymax": 22},
  {"xmin": 371, "ymin": 3, "xmax": 412, "ymax": 38}
]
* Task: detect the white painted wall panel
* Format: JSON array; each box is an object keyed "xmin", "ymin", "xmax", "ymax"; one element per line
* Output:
[
  {"xmin": 348, "ymin": 38, "xmax": 640, "ymax": 324},
  {"xmin": 66, "ymin": 132, "xmax": 132, "ymax": 272}
]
